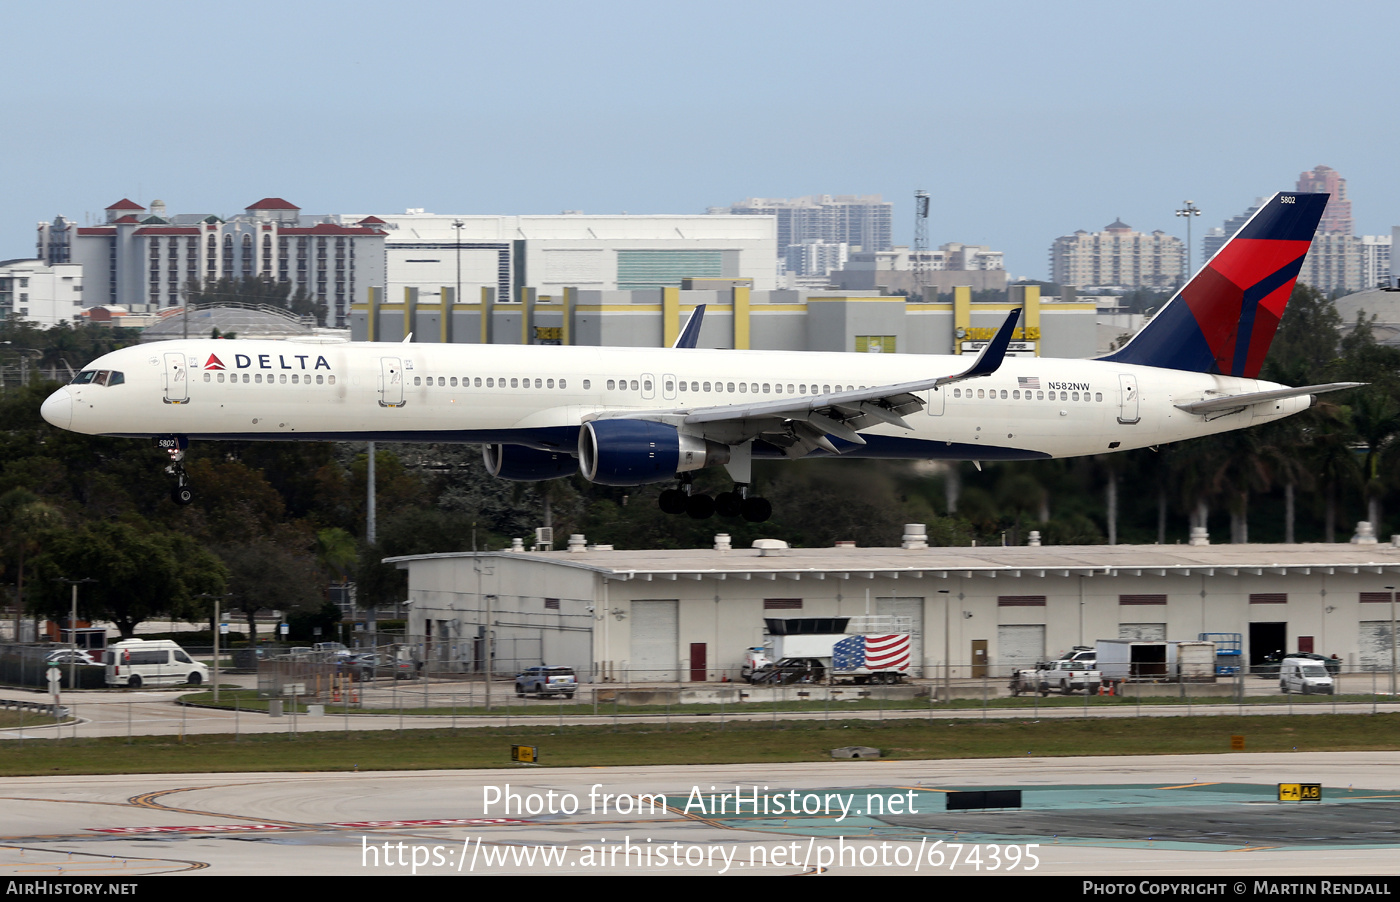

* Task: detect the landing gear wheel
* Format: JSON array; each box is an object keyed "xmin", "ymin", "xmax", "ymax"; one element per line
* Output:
[
  {"xmin": 171, "ymin": 486, "xmax": 194, "ymax": 506},
  {"xmin": 741, "ymin": 497, "xmax": 772, "ymax": 522},
  {"xmin": 686, "ymin": 493, "xmax": 715, "ymax": 519},
  {"xmin": 659, "ymin": 488, "xmax": 688, "ymax": 515},
  {"xmin": 715, "ymin": 491, "xmax": 743, "ymax": 518}
]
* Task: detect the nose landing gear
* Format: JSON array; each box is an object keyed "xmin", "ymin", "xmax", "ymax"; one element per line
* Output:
[{"xmin": 158, "ymin": 436, "xmax": 194, "ymax": 506}]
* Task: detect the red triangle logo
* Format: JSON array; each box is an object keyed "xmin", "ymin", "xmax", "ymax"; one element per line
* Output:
[{"xmin": 205, "ymin": 354, "xmax": 225, "ymax": 370}]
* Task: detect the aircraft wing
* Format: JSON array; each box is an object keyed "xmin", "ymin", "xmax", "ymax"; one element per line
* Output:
[
  {"xmin": 1173, "ymin": 382, "xmax": 1363, "ymax": 415},
  {"xmin": 587, "ymin": 307, "xmax": 1021, "ymax": 456}
]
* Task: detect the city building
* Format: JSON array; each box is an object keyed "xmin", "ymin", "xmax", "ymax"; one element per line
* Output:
[
  {"xmin": 1049, "ymin": 219, "xmax": 1184, "ymax": 290},
  {"xmin": 388, "ymin": 536, "xmax": 1400, "ymax": 681},
  {"xmin": 716, "ymin": 195, "xmax": 893, "ymax": 253},
  {"xmin": 334, "ymin": 210, "xmax": 778, "ymax": 307},
  {"xmin": 349, "ymin": 283, "xmax": 1096, "ymax": 359},
  {"xmin": 1298, "ymin": 165, "xmax": 1353, "ymax": 235},
  {"xmin": 0, "ymin": 259, "xmax": 84, "ymax": 327},
  {"xmin": 830, "ymin": 242, "xmax": 1007, "ymax": 296},
  {"xmin": 36, "ymin": 198, "xmax": 387, "ymax": 327}
]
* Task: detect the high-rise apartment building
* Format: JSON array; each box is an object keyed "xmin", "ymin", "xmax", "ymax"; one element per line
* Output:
[
  {"xmin": 36, "ymin": 198, "xmax": 387, "ymax": 326},
  {"xmin": 1049, "ymin": 219, "xmax": 1183, "ymax": 289},
  {"xmin": 715, "ymin": 195, "xmax": 893, "ymax": 277},
  {"xmin": 1297, "ymin": 165, "xmax": 1353, "ymax": 234}
]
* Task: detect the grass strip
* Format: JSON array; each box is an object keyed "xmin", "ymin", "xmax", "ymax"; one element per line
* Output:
[{"xmin": 1, "ymin": 713, "xmax": 1397, "ymax": 777}]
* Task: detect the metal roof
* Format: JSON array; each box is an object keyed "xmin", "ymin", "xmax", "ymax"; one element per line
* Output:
[{"xmin": 387, "ymin": 542, "xmax": 1400, "ymax": 583}]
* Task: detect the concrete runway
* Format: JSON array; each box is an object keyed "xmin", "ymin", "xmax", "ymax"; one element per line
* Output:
[{"xmin": 2, "ymin": 753, "xmax": 1398, "ymax": 876}]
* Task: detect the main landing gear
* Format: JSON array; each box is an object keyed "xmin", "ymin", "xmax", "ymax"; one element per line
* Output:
[
  {"xmin": 159, "ymin": 436, "xmax": 194, "ymax": 506},
  {"xmin": 659, "ymin": 478, "xmax": 772, "ymax": 523}
]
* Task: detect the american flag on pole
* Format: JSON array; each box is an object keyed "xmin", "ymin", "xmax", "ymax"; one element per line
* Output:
[{"xmin": 832, "ymin": 634, "xmax": 911, "ymax": 672}]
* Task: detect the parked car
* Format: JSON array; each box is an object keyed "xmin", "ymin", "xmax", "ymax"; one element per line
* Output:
[
  {"xmin": 339, "ymin": 653, "xmax": 419, "ymax": 681},
  {"xmin": 46, "ymin": 649, "xmax": 101, "ymax": 666},
  {"xmin": 1280, "ymin": 656, "xmax": 1336, "ymax": 695},
  {"xmin": 515, "ymin": 666, "xmax": 577, "ymax": 698}
]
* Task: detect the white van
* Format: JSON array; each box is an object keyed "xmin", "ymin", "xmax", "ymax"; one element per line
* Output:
[
  {"xmin": 104, "ymin": 639, "xmax": 209, "ymax": 688},
  {"xmin": 1280, "ymin": 657, "xmax": 1335, "ymax": 695}
]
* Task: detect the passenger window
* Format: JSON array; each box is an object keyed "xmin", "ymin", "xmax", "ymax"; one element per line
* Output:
[
  {"xmin": 1095, "ymin": 392, "xmax": 1102, "ymax": 402},
  {"xmin": 1000, "ymin": 390, "xmax": 1007, "ymax": 399},
  {"xmin": 703, "ymin": 382, "xmax": 712, "ymax": 391},
  {"xmin": 547, "ymin": 378, "xmax": 554, "ymax": 389},
  {"xmin": 280, "ymin": 374, "xmax": 287, "ymax": 384},
  {"xmin": 202, "ymin": 373, "xmax": 210, "ymax": 382},
  {"xmin": 739, "ymin": 383, "xmax": 747, "ymax": 393},
  {"xmin": 726, "ymin": 382, "xmax": 735, "ymax": 392},
  {"xmin": 630, "ymin": 380, "xmax": 639, "ymax": 391},
  {"xmin": 328, "ymin": 375, "xmax": 336, "ymax": 385},
  {"xmin": 607, "ymin": 379, "xmax": 616, "ymax": 390}
]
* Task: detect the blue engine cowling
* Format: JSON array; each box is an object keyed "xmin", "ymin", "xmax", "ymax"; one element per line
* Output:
[
  {"xmin": 579, "ymin": 419, "xmax": 730, "ymax": 486},
  {"xmin": 482, "ymin": 444, "xmax": 578, "ymax": 481}
]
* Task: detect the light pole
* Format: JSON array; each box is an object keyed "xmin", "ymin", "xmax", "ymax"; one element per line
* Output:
[
  {"xmin": 54, "ymin": 576, "xmax": 96, "ymax": 688},
  {"xmin": 197, "ymin": 592, "xmax": 234, "ymax": 703},
  {"xmin": 1388, "ymin": 585, "xmax": 1396, "ymax": 697},
  {"xmin": 939, "ymin": 589, "xmax": 951, "ymax": 703},
  {"xmin": 452, "ymin": 219, "xmax": 465, "ymax": 313},
  {"xmin": 1176, "ymin": 200, "xmax": 1201, "ymax": 280}
]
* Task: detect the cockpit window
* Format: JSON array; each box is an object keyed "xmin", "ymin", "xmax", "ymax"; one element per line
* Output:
[{"xmin": 70, "ymin": 370, "xmax": 124, "ymax": 386}]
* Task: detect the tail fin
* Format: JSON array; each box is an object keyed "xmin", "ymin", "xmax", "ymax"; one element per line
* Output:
[{"xmin": 1101, "ymin": 191, "xmax": 1327, "ymax": 376}]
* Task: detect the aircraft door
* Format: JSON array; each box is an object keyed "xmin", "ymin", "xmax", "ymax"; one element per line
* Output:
[
  {"xmin": 926, "ymin": 387, "xmax": 945, "ymax": 416},
  {"xmin": 1117, "ymin": 374, "xmax": 1140, "ymax": 424},
  {"xmin": 641, "ymin": 372, "xmax": 656, "ymax": 401},
  {"xmin": 662, "ymin": 373, "xmax": 677, "ymax": 401},
  {"xmin": 163, "ymin": 353, "xmax": 189, "ymax": 404},
  {"xmin": 379, "ymin": 357, "xmax": 406, "ymax": 408}
]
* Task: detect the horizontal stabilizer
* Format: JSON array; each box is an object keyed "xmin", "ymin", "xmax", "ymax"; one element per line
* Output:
[{"xmin": 1174, "ymin": 382, "xmax": 1362, "ymax": 414}]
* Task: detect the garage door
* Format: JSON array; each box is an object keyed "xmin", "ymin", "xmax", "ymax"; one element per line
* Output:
[
  {"xmin": 630, "ymin": 600, "xmax": 679, "ymax": 682},
  {"xmin": 1359, "ymin": 621, "xmax": 1395, "ymax": 671},
  {"xmin": 997, "ymin": 624, "xmax": 1046, "ymax": 673}
]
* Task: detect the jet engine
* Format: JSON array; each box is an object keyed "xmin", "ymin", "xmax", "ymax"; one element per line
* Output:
[
  {"xmin": 482, "ymin": 444, "xmax": 578, "ymax": 481},
  {"xmin": 579, "ymin": 419, "xmax": 730, "ymax": 486}
]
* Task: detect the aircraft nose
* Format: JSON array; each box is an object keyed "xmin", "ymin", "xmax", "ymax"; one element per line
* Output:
[{"xmin": 40, "ymin": 387, "xmax": 71, "ymax": 429}]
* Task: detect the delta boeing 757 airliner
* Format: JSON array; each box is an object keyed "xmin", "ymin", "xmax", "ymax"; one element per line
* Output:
[{"xmin": 41, "ymin": 191, "xmax": 1356, "ymax": 522}]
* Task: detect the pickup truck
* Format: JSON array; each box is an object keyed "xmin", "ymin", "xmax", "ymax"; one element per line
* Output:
[{"xmin": 1009, "ymin": 660, "xmax": 1103, "ymax": 696}]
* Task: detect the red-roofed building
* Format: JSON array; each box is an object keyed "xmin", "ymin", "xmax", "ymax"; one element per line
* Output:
[{"xmin": 36, "ymin": 196, "xmax": 385, "ymax": 326}]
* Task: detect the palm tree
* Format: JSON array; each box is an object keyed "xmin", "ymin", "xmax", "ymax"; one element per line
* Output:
[{"xmin": 1349, "ymin": 390, "xmax": 1400, "ymax": 536}]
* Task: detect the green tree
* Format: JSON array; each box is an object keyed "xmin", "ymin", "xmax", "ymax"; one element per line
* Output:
[{"xmin": 31, "ymin": 521, "xmax": 227, "ymax": 638}]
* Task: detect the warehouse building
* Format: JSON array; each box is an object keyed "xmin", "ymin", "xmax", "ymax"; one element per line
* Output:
[
  {"xmin": 388, "ymin": 535, "xmax": 1400, "ymax": 684},
  {"xmin": 351, "ymin": 283, "xmax": 1096, "ymax": 358}
]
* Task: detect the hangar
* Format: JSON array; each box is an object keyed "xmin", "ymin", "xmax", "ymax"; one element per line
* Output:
[{"xmin": 388, "ymin": 531, "xmax": 1400, "ymax": 685}]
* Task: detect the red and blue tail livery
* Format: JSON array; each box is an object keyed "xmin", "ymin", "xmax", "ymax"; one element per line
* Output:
[{"xmin": 1102, "ymin": 192, "xmax": 1328, "ymax": 377}]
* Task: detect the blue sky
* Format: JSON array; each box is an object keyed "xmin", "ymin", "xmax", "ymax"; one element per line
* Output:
[{"xmin": 5, "ymin": 0, "xmax": 1396, "ymax": 280}]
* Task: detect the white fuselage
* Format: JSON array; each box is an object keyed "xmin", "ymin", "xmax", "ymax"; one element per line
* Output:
[{"xmin": 42, "ymin": 339, "xmax": 1309, "ymax": 464}]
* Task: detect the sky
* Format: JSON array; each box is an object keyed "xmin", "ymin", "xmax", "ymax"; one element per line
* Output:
[{"xmin": 4, "ymin": 0, "xmax": 1397, "ymax": 280}]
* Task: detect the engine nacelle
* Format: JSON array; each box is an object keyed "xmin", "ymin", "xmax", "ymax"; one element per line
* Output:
[
  {"xmin": 482, "ymin": 444, "xmax": 578, "ymax": 481},
  {"xmin": 579, "ymin": 419, "xmax": 730, "ymax": 486}
]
